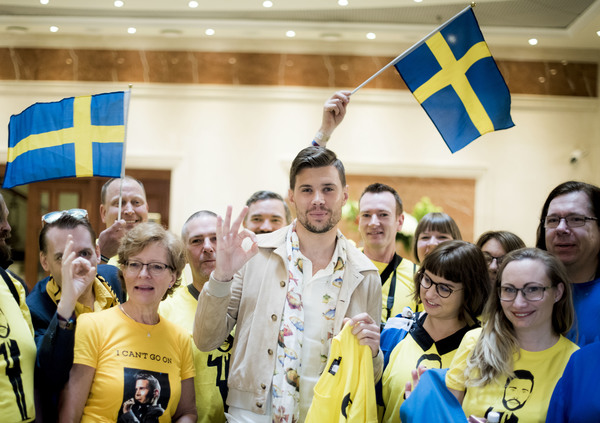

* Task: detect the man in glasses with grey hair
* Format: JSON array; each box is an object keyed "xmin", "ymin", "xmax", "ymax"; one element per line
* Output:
[{"xmin": 26, "ymin": 211, "xmax": 123, "ymax": 422}]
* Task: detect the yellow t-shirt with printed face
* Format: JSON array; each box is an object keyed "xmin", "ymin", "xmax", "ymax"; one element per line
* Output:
[
  {"xmin": 160, "ymin": 285, "xmax": 232, "ymax": 423},
  {"xmin": 0, "ymin": 277, "xmax": 36, "ymax": 422},
  {"xmin": 446, "ymin": 328, "xmax": 579, "ymax": 423},
  {"xmin": 382, "ymin": 314, "xmax": 476, "ymax": 423},
  {"xmin": 74, "ymin": 306, "xmax": 195, "ymax": 422}
]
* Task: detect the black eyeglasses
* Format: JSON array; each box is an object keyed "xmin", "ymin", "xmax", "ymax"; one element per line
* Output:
[
  {"xmin": 544, "ymin": 215, "xmax": 597, "ymax": 229},
  {"xmin": 420, "ymin": 273, "xmax": 462, "ymax": 298},
  {"xmin": 124, "ymin": 260, "xmax": 173, "ymax": 277},
  {"xmin": 42, "ymin": 208, "xmax": 89, "ymax": 225},
  {"xmin": 499, "ymin": 284, "xmax": 554, "ymax": 302},
  {"xmin": 483, "ymin": 253, "xmax": 504, "ymax": 267}
]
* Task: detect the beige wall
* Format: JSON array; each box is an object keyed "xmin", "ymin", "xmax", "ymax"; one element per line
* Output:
[{"xmin": 1, "ymin": 80, "xmax": 598, "ymax": 246}]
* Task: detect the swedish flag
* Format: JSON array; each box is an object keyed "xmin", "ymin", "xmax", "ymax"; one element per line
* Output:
[
  {"xmin": 395, "ymin": 7, "xmax": 514, "ymax": 153},
  {"xmin": 3, "ymin": 91, "xmax": 128, "ymax": 188}
]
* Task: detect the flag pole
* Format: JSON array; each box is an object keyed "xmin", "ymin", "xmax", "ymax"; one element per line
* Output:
[
  {"xmin": 117, "ymin": 84, "xmax": 132, "ymax": 221},
  {"xmin": 351, "ymin": 3, "xmax": 475, "ymax": 95}
]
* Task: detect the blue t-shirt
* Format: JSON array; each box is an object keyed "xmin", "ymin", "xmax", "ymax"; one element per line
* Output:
[
  {"xmin": 568, "ymin": 277, "xmax": 600, "ymax": 346},
  {"xmin": 546, "ymin": 342, "xmax": 600, "ymax": 422}
]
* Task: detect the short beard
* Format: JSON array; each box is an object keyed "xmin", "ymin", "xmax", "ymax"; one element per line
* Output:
[
  {"xmin": 0, "ymin": 243, "xmax": 11, "ymax": 269},
  {"xmin": 297, "ymin": 208, "xmax": 341, "ymax": 234}
]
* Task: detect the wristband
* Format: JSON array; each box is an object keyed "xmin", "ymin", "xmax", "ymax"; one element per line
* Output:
[
  {"xmin": 313, "ymin": 130, "xmax": 330, "ymax": 146},
  {"xmin": 57, "ymin": 312, "xmax": 77, "ymax": 330},
  {"xmin": 101, "ymin": 254, "xmax": 110, "ymax": 263}
]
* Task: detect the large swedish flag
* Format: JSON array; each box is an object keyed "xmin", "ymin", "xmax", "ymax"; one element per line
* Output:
[
  {"xmin": 3, "ymin": 91, "xmax": 128, "ymax": 188},
  {"xmin": 394, "ymin": 7, "xmax": 514, "ymax": 153}
]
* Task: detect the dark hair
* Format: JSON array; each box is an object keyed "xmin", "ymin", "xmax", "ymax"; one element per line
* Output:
[
  {"xmin": 135, "ymin": 372, "xmax": 161, "ymax": 397},
  {"xmin": 414, "ymin": 240, "xmax": 490, "ymax": 325},
  {"xmin": 101, "ymin": 176, "xmax": 145, "ymax": 205},
  {"xmin": 506, "ymin": 370, "xmax": 534, "ymax": 389},
  {"xmin": 289, "ymin": 146, "xmax": 345, "ymax": 190},
  {"xmin": 181, "ymin": 210, "xmax": 217, "ymax": 240},
  {"xmin": 39, "ymin": 214, "xmax": 96, "ymax": 254},
  {"xmin": 535, "ymin": 181, "xmax": 600, "ymax": 278},
  {"xmin": 476, "ymin": 231, "xmax": 526, "ymax": 253},
  {"xmin": 118, "ymin": 222, "xmax": 185, "ymax": 300},
  {"xmin": 359, "ymin": 183, "xmax": 403, "ymax": 216},
  {"xmin": 245, "ymin": 190, "xmax": 292, "ymax": 224},
  {"xmin": 413, "ymin": 212, "xmax": 462, "ymax": 262}
]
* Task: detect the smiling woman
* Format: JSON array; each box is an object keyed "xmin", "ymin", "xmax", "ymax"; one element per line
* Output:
[
  {"xmin": 59, "ymin": 222, "xmax": 197, "ymax": 423},
  {"xmin": 445, "ymin": 248, "xmax": 578, "ymax": 423}
]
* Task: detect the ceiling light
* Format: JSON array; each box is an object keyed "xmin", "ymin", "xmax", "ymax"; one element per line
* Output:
[
  {"xmin": 49, "ymin": 26, "xmax": 59, "ymax": 32},
  {"xmin": 366, "ymin": 32, "xmax": 376, "ymax": 40},
  {"xmin": 188, "ymin": 1, "xmax": 199, "ymax": 7},
  {"xmin": 596, "ymin": 30, "xmax": 600, "ymax": 37},
  {"xmin": 414, "ymin": 0, "xmax": 423, "ymax": 3},
  {"xmin": 114, "ymin": 0, "xmax": 124, "ymax": 7},
  {"xmin": 205, "ymin": 28, "xmax": 215, "ymax": 36},
  {"xmin": 263, "ymin": 1, "xmax": 273, "ymax": 8},
  {"xmin": 528, "ymin": 38, "xmax": 538, "ymax": 45},
  {"xmin": 127, "ymin": 27, "xmax": 136, "ymax": 34},
  {"xmin": 40, "ymin": 0, "xmax": 49, "ymax": 4},
  {"xmin": 286, "ymin": 30, "xmax": 296, "ymax": 38},
  {"xmin": 338, "ymin": 0, "xmax": 348, "ymax": 5}
]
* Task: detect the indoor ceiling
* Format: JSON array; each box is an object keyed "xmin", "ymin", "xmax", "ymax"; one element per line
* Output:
[{"xmin": 1, "ymin": 0, "xmax": 599, "ymax": 56}]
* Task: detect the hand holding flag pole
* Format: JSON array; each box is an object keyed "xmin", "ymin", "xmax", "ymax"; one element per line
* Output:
[{"xmin": 117, "ymin": 84, "xmax": 133, "ymax": 222}]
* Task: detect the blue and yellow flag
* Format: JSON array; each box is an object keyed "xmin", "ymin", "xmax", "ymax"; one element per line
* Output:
[
  {"xmin": 394, "ymin": 7, "xmax": 514, "ymax": 153},
  {"xmin": 3, "ymin": 91, "xmax": 128, "ymax": 188}
]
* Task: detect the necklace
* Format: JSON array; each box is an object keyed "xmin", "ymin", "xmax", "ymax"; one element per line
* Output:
[{"xmin": 119, "ymin": 304, "xmax": 159, "ymax": 337}]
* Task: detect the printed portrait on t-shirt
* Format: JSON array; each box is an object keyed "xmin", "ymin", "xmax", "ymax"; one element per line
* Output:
[
  {"xmin": 117, "ymin": 368, "xmax": 171, "ymax": 423},
  {"xmin": 416, "ymin": 353, "xmax": 442, "ymax": 369},
  {"xmin": 485, "ymin": 369, "xmax": 534, "ymax": 423},
  {"xmin": 0, "ymin": 306, "xmax": 30, "ymax": 421}
]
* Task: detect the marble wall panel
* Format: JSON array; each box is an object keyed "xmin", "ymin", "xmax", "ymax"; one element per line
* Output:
[{"xmin": 0, "ymin": 48, "xmax": 596, "ymax": 97}]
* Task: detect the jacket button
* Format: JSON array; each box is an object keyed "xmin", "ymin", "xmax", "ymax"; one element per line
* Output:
[
  {"xmin": 261, "ymin": 383, "xmax": 266, "ymax": 389},
  {"xmin": 256, "ymin": 402, "xmax": 263, "ymax": 408},
  {"xmin": 268, "ymin": 349, "xmax": 273, "ymax": 355},
  {"xmin": 280, "ymin": 281, "xmax": 286, "ymax": 287},
  {"xmin": 271, "ymin": 314, "xmax": 277, "ymax": 321}
]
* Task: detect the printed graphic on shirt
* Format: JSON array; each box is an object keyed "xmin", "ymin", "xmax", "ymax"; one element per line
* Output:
[
  {"xmin": 484, "ymin": 370, "xmax": 534, "ymax": 423},
  {"xmin": 117, "ymin": 368, "xmax": 171, "ymax": 423},
  {"xmin": 416, "ymin": 353, "xmax": 442, "ymax": 369},
  {"xmin": 0, "ymin": 306, "xmax": 30, "ymax": 421},
  {"xmin": 208, "ymin": 334, "xmax": 233, "ymax": 411}
]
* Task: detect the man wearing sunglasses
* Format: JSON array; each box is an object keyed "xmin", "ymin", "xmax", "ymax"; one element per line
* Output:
[
  {"xmin": 98, "ymin": 176, "xmax": 149, "ymax": 264},
  {"xmin": 536, "ymin": 181, "xmax": 600, "ymax": 346},
  {"xmin": 26, "ymin": 211, "xmax": 123, "ymax": 421}
]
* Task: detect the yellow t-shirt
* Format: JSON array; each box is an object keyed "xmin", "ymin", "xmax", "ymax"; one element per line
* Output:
[
  {"xmin": 382, "ymin": 313, "xmax": 476, "ymax": 423},
  {"xmin": 160, "ymin": 285, "xmax": 232, "ymax": 423},
  {"xmin": 0, "ymin": 276, "xmax": 36, "ymax": 422},
  {"xmin": 74, "ymin": 306, "xmax": 195, "ymax": 422},
  {"xmin": 305, "ymin": 322, "xmax": 378, "ymax": 423},
  {"xmin": 446, "ymin": 328, "xmax": 579, "ymax": 423},
  {"xmin": 371, "ymin": 258, "xmax": 418, "ymax": 324}
]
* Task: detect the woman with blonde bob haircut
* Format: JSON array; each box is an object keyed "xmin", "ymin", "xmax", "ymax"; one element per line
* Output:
[
  {"xmin": 60, "ymin": 223, "xmax": 197, "ymax": 422},
  {"xmin": 445, "ymin": 248, "xmax": 578, "ymax": 423}
]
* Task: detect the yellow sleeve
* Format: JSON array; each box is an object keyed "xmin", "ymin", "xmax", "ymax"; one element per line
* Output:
[
  {"xmin": 14, "ymin": 278, "xmax": 34, "ymax": 336},
  {"xmin": 181, "ymin": 333, "xmax": 196, "ymax": 381},
  {"xmin": 73, "ymin": 313, "xmax": 101, "ymax": 369},
  {"xmin": 445, "ymin": 328, "xmax": 481, "ymax": 392}
]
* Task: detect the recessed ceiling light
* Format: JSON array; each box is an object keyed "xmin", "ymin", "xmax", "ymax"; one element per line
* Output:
[
  {"xmin": 49, "ymin": 26, "xmax": 59, "ymax": 32},
  {"xmin": 188, "ymin": 1, "xmax": 199, "ymax": 8},
  {"xmin": 414, "ymin": 0, "xmax": 423, "ymax": 3},
  {"xmin": 596, "ymin": 30, "xmax": 600, "ymax": 37},
  {"xmin": 114, "ymin": 0, "xmax": 124, "ymax": 7},
  {"xmin": 366, "ymin": 32, "xmax": 376, "ymax": 40},
  {"xmin": 263, "ymin": 1, "xmax": 273, "ymax": 8},
  {"xmin": 205, "ymin": 28, "xmax": 215, "ymax": 36},
  {"xmin": 127, "ymin": 27, "xmax": 136, "ymax": 34},
  {"xmin": 40, "ymin": 0, "xmax": 49, "ymax": 4},
  {"xmin": 528, "ymin": 38, "xmax": 538, "ymax": 46},
  {"xmin": 338, "ymin": 0, "xmax": 348, "ymax": 5},
  {"xmin": 286, "ymin": 30, "xmax": 296, "ymax": 38}
]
